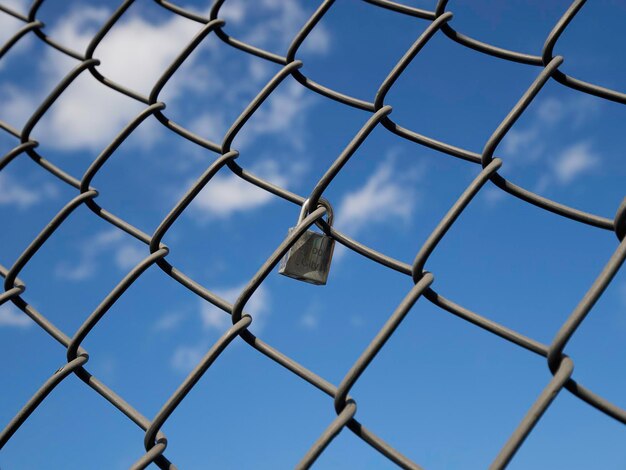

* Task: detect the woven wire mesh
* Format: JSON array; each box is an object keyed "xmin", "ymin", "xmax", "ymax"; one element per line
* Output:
[{"xmin": 1, "ymin": 0, "xmax": 626, "ymax": 468}]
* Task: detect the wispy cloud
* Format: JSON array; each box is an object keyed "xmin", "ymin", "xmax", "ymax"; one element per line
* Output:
[
  {"xmin": 336, "ymin": 157, "xmax": 417, "ymax": 235},
  {"xmin": 239, "ymin": 0, "xmax": 330, "ymax": 56},
  {"xmin": 170, "ymin": 283, "xmax": 269, "ymax": 373},
  {"xmin": 0, "ymin": 5, "xmax": 212, "ymax": 150},
  {"xmin": 350, "ymin": 314, "xmax": 365, "ymax": 328},
  {"xmin": 0, "ymin": 0, "xmax": 26, "ymax": 14},
  {"xmin": 538, "ymin": 96, "xmax": 600, "ymax": 128},
  {"xmin": 533, "ymin": 142, "xmax": 599, "ymax": 194},
  {"xmin": 500, "ymin": 96, "xmax": 600, "ymax": 167},
  {"xmin": 552, "ymin": 142, "xmax": 598, "ymax": 184},
  {"xmin": 0, "ymin": 0, "xmax": 29, "ymax": 46},
  {"xmin": 535, "ymin": 97, "xmax": 564, "ymax": 125},
  {"xmin": 486, "ymin": 96, "xmax": 602, "ymax": 204},
  {"xmin": 200, "ymin": 283, "xmax": 269, "ymax": 330},
  {"xmin": 501, "ymin": 127, "xmax": 540, "ymax": 158},
  {"xmin": 0, "ymin": 173, "xmax": 41, "ymax": 209},
  {"xmin": 0, "ymin": 83, "xmax": 36, "ymax": 124},
  {"xmin": 154, "ymin": 311, "xmax": 185, "ymax": 332},
  {"xmin": 54, "ymin": 229, "xmax": 145, "ymax": 281},
  {"xmin": 299, "ymin": 312, "xmax": 318, "ymax": 330},
  {"xmin": 36, "ymin": 6, "xmax": 205, "ymax": 151},
  {"xmin": 171, "ymin": 343, "xmax": 205, "ymax": 373},
  {"xmin": 234, "ymin": 80, "xmax": 314, "ymax": 151},
  {"xmin": 0, "ymin": 0, "xmax": 330, "ymax": 152},
  {"xmin": 0, "ymin": 173, "xmax": 57, "ymax": 209},
  {"xmin": 191, "ymin": 160, "xmax": 291, "ymax": 218},
  {"xmin": 481, "ymin": 186, "xmax": 507, "ymax": 207},
  {"xmin": 298, "ymin": 300, "xmax": 323, "ymax": 331},
  {"xmin": 0, "ymin": 302, "xmax": 31, "ymax": 328}
]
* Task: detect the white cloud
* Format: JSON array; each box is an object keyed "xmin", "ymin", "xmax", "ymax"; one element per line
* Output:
[
  {"xmin": 200, "ymin": 301, "xmax": 229, "ymax": 330},
  {"xmin": 236, "ymin": 80, "xmax": 313, "ymax": 150},
  {"xmin": 302, "ymin": 23, "xmax": 331, "ymax": 55},
  {"xmin": 0, "ymin": 5, "xmax": 207, "ymax": 150},
  {"xmin": 350, "ymin": 314, "xmax": 364, "ymax": 328},
  {"xmin": 192, "ymin": 160, "xmax": 289, "ymax": 217},
  {"xmin": 298, "ymin": 300, "xmax": 323, "ymax": 331},
  {"xmin": 34, "ymin": 6, "xmax": 206, "ymax": 151},
  {"xmin": 1, "ymin": 7, "xmax": 134, "ymax": 144},
  {"xmin": 171, "ymin": 343, "xmax": 205, "ymax": 373},
  {"xmin": 1, "ymin": 0, "xmax": 330, "ymax": 152},
  {"xmin": 336, "ymin": 158, "xmax": 416, "ymax": 235},
  {"xmin": 481, "ymin": 186, "xmax": 506, "ymax": 206},
  {"xmin": 0, "ymin": 302, "xmax": 31, "ymax": 328},
  {"xmin": 171, "ymin": 282, "xmax": 269, "ymax": 373},
  {"xmin": 55, "ymin": 257, "xmax": 94, "ymax": 281},
  {"xmin": 300, "ymin": 312, "xmax": 318, "ymax": 330},
  {"xmin": 189, "ymin": 72, "xmax": 316, "ymax": 151},
  {"xmin": 93, "ymin": 356, "xmax": 117, "ymax": 382},
  {"xmin": 55, "ymin": 229, "xmax": 146, "ymax": 281},
  {"xmin": 501, "ymin": 128, "xmax": 540, "ymax": 158},
  {"xmin": 0, "ymin": 173, "xmax": 39, "ymax": 208},
  {"xmin": 35, "ymin": 74, "xmax": 145, "ymax": 151},
  {"xmin": 553, "ymin": 142, "xmax": 598, "ymax": 184},
  {"xmin": 0, "ymin": 0, "xmax": 329, "ymax": 158},
  {"xmin": 184, "ymin": 0, "xmax": 329, "ymax": 153},
  {"xmin": 530, "ymin": 141, "xmax": 599, "ymax": 194},
  {"xmin": 0, "ymin": 0, "xmax": 26, "ymax": 12},
  {"xmin": 47, "ymin": 7, "xmax": 111, "ymax": 53},
  {"xmin": 154, "ymin": 312, "xmax": 185, "ymax": 332},
  {"xmin": 240, "ymin": 0, "xmax": 330, "ymax": 56},
  {"xmin": 89, "ymin": 14, "xmax": 204, "ymax": 93},
  {"xmin": 0, "ymin": 84, "xmax": 37, "ymax": 126},
  {"xmin": 189, "ymin": 111, "xmax": 228, "ymax": 144},
  {"xmin": 0, "ymin": 173, "xmax": 57, "ymax": 209},
  {"xmin": 0, "ymin": 0, "xmax": 28, "ymax": 45},
  {"xmin": 200, "ymin": 283, "xmax": 269, "ymax": 330},
  {"xmin": 500, "ymin": 96, "xmax": 599, "ymax": 163},
  {"xmin": 490, "ymin": 96, "xmax": 602, "ymax": 206},
  {"xmin": 535, "ymin": 97, "xmax": 564, "ymax": 125},
  {"xmin": 113, "ymin": 243, "xmax": 145, "ymax": 270},
  {"xmin": 219, "ymin": 0, "xmax": 246, "ymax": 24}
]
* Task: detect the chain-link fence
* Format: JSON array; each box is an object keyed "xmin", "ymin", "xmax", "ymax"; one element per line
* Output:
[{"xmin": 1, "ymin": 0, "xmax": 625, "ymax": 468}]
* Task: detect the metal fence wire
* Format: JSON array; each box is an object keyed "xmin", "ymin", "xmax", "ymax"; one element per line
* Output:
[{"xmin": 1, "ymin": 0, "xmax": 625, "ymax": 468}]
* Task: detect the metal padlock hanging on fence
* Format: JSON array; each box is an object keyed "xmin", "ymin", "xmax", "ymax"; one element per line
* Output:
[{"xmin": 279, "ymin": 199, "xmax": 335, "ymax": 285}]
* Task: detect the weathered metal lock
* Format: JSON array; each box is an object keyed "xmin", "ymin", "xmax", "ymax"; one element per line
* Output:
[{"xmin": 279, "ymin": 199, "xmax": 335, "ymax": 285}]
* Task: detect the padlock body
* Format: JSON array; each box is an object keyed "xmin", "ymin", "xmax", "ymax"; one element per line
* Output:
[{"xmin": 279, "ymin": 228, "xmax": 334, "ymax": 285}]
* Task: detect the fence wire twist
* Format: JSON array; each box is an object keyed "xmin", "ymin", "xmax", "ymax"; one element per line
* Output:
[{"xmin": 1, "ymin": 0, "xmax": 625, "ymax": 468}]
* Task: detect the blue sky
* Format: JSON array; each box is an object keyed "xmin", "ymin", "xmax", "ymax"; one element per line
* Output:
[{"xmin": 1, "ymin": 0, "xmax": 626, "ymax": 468}]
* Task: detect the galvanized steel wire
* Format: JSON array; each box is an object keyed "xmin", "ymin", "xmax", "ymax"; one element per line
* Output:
[{"xmin": 1, "ymin": 0, "xmax": 626, "ymax": 468}]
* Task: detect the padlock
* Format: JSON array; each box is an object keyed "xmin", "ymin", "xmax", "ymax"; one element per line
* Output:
[{"xmin": 279, "ymin": 199, "xmax": 335, "ymax": 285}]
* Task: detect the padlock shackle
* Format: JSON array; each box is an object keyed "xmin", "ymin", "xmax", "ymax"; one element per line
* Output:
[{"xmin": 297, "ymin": 198, "xmax": 333, "ymax": 226}]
